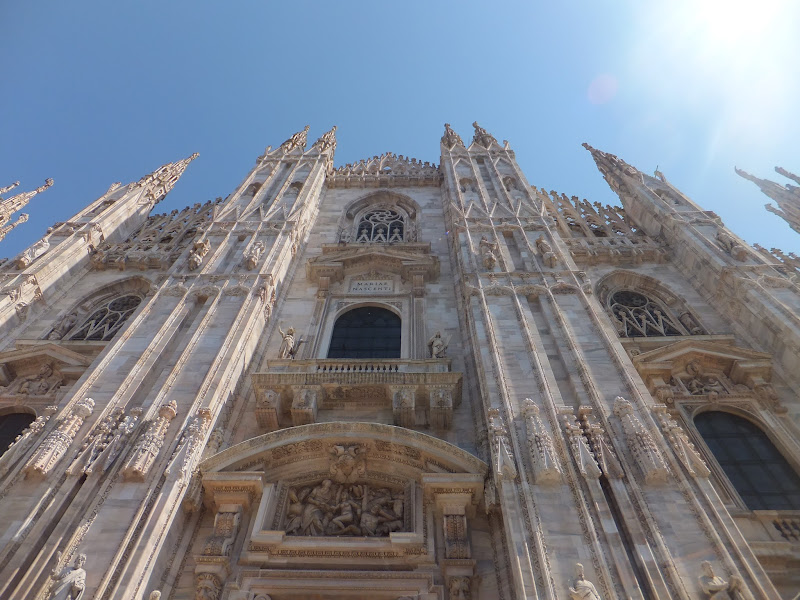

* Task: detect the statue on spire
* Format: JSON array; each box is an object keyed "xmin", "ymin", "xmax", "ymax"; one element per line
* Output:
[
  {"xmin": 0, "ymin": 181, "xmax": 20, "ymax": 197},
  {"xmin": 0, "ymin": 178, "xmax": 53, "ymax": 229},
  {"xmin": 472, "ymin": 121, "xmax": 498, "ymax": 148},
  {"xmin": 131, "ymin": 153, "xmax": 199, "ymax": 205},
  {"xmin": 441, "ymin": 123, "xmax": 464, "ymax": 150},
  {"xmin": 279, "ymin": 125, "xmax": 310, "ymax": 153},
  {"xmin": 312, "ymin": 126, "xmax": 337, "ymax": 153}
]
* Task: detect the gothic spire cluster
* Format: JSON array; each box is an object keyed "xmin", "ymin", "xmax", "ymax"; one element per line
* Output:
[
  {"xmin": 736, "ymin": 166, "xmax": 800, "ymax": 234},
  {"xmin": 0, "ymin": 178, "xmax": 54, "ymax": 242},
  {"xmin": 131, "ymin": 153, "xmax": 199, "ymax": 205}
]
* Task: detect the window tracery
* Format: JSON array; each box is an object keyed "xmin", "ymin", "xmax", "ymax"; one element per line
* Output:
[
  {"xmin": 355, "ymin": 208, "xmax": 405, "ymax": 243},
  {"xmin": 69, "ymin": 294, "xmax": 142, "ymax": 341},
  {"xmin": 609, "ymin": 290, "xmax": 684, "ymax": 337}
]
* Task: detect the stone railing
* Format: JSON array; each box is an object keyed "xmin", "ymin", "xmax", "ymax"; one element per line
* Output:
[{"xmin": 252, "ymin": 359, "xmax": 462, "ymax": 431}]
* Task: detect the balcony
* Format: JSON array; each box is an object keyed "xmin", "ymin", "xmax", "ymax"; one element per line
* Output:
[{"xmin": 251, "ymin": 359, "xmax": 462, "ymax": 431}]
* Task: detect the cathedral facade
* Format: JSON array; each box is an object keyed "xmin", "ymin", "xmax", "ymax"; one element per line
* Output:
[{"xmin": 0, "ymin": 123, "xmax": 798, "ymax": 600}]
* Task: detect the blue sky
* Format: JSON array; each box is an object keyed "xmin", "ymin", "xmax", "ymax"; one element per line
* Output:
[{"xmin": 2, "ymin": 1, "xmax": 798, "ymax": 256}]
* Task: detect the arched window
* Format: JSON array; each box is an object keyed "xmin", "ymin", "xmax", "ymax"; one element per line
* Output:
[
  {"xmin": 609, "ymin": 290, "xmax": 684, "ymax": 337},
  {"xmin": 0, "ymin": 412, "xmax": 35, "ymax": 457},
  {"xmin": 70, "ymin": 294, "xmax": 142, "ymax": 341},
  {"xmin": 695, "ymin": 411, "xmax": 800, "ymax": 510},
  {"xmin": 355, "ymin": 209, "xmax": 405, "ymax": 244},
  {"xmin": 327, "ymin": 307, "xmax": 401, "ymax": 359}
]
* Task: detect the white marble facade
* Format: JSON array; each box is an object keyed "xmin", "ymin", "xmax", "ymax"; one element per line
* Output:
[{"xmin": 0, "ymin": 124, "xmax": 798, "ymax": 600}]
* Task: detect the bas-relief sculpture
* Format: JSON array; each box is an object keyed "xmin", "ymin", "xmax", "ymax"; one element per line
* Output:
[{"xmin": 0, "ymin": 124, "xmax": 796, "ymax": 600}]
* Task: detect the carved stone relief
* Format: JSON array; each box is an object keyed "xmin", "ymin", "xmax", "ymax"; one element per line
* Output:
[
  {"xmin": 478, "ymin": 236, "xmax": 498, "ymax": 270},
  {"xmin": 25, "ymin": 397, "xmax": 95, "ymax": 478},
  {"xmin": 614, "ymin": 397, "xmax": 669, "ymax": 485},
  {"xmin": 122, "ymin": 400, "xmax": 177, "ymax": 481},
  {"xmin": 522, "ymin": 399, "xmax": 562, "ymax": 484},
  {"xmin": 188, "ymin": 240, "xmax": 210, "ymax": 271}
]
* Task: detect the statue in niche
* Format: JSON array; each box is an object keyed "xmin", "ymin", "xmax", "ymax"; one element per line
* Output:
[
  {"xmin": 427, "ymin": 330, "xmax": 448, "ymax": 358},
  {"xmin": 47, "ymin": 312, "xmax": 78, "ymax": 340},
  {"xmin": 715, "ymin": 231, "xmax": 747, "ymax": 261},
  {"xmin": 698, "ymin": 561, "xmax": 746, "ymax": 600},
  {"xmin": 49, "ymin": 552, "xmax": 87, "ymax": 600},
  {"xmin": 479, "ymin": 236, "xmax": 498, "ymax": 270},
  {"xmin": 285, "ymin": 480, "xmax": 404, "ymax": 537},
  {"xmin": 568, "ymin": 563, "xmax": 601, "ymax": 600},
  {"xmin": 678, "ymin": 311, "xmax": 704, "ymax": 335},
  {"xmin": 278, "ymin": 325, "xmax": 304, "ymax": 359}
]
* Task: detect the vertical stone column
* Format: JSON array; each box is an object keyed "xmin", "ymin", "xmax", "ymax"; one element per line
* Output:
[{"xmin": 121, "ymin": 400, "xmax": 178, "ymax": 481}]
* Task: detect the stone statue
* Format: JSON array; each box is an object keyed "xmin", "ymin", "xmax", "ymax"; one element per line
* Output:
[
  {"xmin": 698, "ymin": 561, "xmax": 748, "ymax": 599},
  {"xmin": 427, "ymin": 330, "xmax": 448, "ymax": 358},
  {"xmin": 148, "ymin": 592, "xmax": 161, "ymax": 600},
  {"xmin": 479, "ymin": 236, "xmax": 498, "ymax": 270},
  {"xmin": 15, "ymin": 236, "xmax": 51, "ymax": 269},
  {"xmin": 243, "ymin": 241, "xmax": 265, "ymax": 270},
  {"xmin": 536, "ymin": 235, "xmax": 558, "ymax": 267},
  {"xmin": 49, "ymin": 552, "xmax": 87, "ymax": 600},
  {"xmin": 47, "ymin": 312, "xmax": 78, "ymax": 340},
  {"xmin": 278, "ymin": 325, "xmax": 304, "ymax": 359},
  {"xmin": 17, "ymin": 362, "xmax": 62, "ymax": 396},
  {"xmin": 568, "ymin": 563, "xmax": 601, "ymax": 600}
]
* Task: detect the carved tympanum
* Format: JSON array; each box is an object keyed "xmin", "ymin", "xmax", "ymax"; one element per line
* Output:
[{"xmin": 285, "ymin": 479, "xmax": 404, "ymax": 537}]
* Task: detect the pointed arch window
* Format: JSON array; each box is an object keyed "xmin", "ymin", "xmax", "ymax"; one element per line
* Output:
[
  {"xmin": 695, "ymin": 411, "xmax": 800, "ymax": 510},
  {"xmin": 327, "ymin": 306, "xmax": 401, "ymax": 359},
  {"xmin": 355, "ymin": 209, "xmax": 405, "ymax": 244},
  {"xmin": 69, "ymin": 294, "xmax": 142, "ymax": 342},
  {"xmin": 609, "ymin": 290, "xmax": 685, "ymax": 337}
]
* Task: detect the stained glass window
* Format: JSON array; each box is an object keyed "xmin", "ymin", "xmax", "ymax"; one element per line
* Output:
[
  {"xmin": 327, "ymin": 307, "xmax": 401, "ymax": 359},
  {"xmin": 695, "ymin": 411, "xmax": 800, "ymax": 510}
]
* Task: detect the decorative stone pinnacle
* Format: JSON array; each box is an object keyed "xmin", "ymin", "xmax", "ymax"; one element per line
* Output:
[{"xmin": 0, "ymin": 181, "xmax": 20, "ymax": 197}]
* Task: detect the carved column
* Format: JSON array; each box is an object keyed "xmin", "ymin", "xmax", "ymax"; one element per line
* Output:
[
  {"xmin": 290, "ymin": 386, "xmax": 320, "ymax": 425},
  {"xmin": 24, "ymin": 397, "xmax": 95, "ymax": 478},
  {"xmin": 121, "ymin": 400, "xmax": 177, "ymax": 481},
  {"xmin": 390, "ymin": 385, "xmax": 416, "ymax": 428},
  {"xmin": 0, "ymin": 406, "xmax": 56, "ymax": 476}
]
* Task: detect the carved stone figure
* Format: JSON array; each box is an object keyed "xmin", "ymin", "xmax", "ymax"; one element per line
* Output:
[
  {"xmin": 329, "ymin": 444, "xmax": 365, "ymax": 483},
  {"xmin": 448, "ymin": 575, "xmax": 471, "ymax": 600},
  {"xmin": 15, "ymin": 236, "xmax": 51, "ymax": 269},
  {"xmin": 678, "ymin": 311, "xmax": 704, "ymax": 335},
  {"xmin": 15, "ymin": 362, "xmax": 63, "ymax": 395},
  {"xmin": 194, "ymin": 573, "xmax": 223, "ymax": 600},
  {"xmin": 188, "ymin": 240, "xmax": 210, "ymax": 270},
  {"xmin": 243, "ymin": 241, "xmax": 264, "ymax": 270},
  {"xmin": 614, "ymin": 396, "xmax": 669, "ymax": 484},
  {"xmin": 49, "ymin": 552, "xmax": 87, "ymax": 600},
  {"xmin": 698, "ymin": 561, "xmax": 746, "ymax": 600},
  {"xmin": 278, "ymin": 325, "xmax": 304, "ymax": 359},
  {"xmin": 569, "ymin": 563, "xmax": 601, "ymax": 600},
  {"xmin": 427, "ymin": 330, "xmax": 448, "ymax": 358},
  {"xmin": 716, "ymin": 231, "xmax": 747, "ymax": 261},
  {"xmin": 536, "ymin": 235, "xmax": 558, "ymax": 267},
  {"xmin": 479, "ymin": 236, "xmax": 498, "ymax": 270},
  {"xmin": 47, "ymin": 312, "xmax": 78, "ymax": 340},
  {"xmin": 148, "ymin": 592, "xmax": 161, "ymax": 600},
  {"xmin": 522, "ymin": 399, "xmax": 562, "ymax": 484}
]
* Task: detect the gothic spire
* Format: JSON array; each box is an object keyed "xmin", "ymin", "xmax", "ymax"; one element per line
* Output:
[
  {"xmin": 132, "ymin": 153, "xmax": 199, "ymax": 205},
  {"xmin": 471, "ymin": 121, "xmax": 499, "ymax": 148},
  {"xmin": 736, "ymin": 166, "xmax": 800, "ymax": 235},
  {"xmin": 582, "ymin": 142, "xmax": 642, "ymax": 193},
  {"xmin": 441, "ymin": 123, "xmax": 464, "ymax": 150},
  {"xmin": 311, "ymin": 126, "xmax": 337, "ymax": 153},
  {"xmin": 278, "ymin": 125, "xmax": 310, "ymax": 153},
  {"xmin": 0, "ymin": 178, "xmax": 53, "ymax": 229}
]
